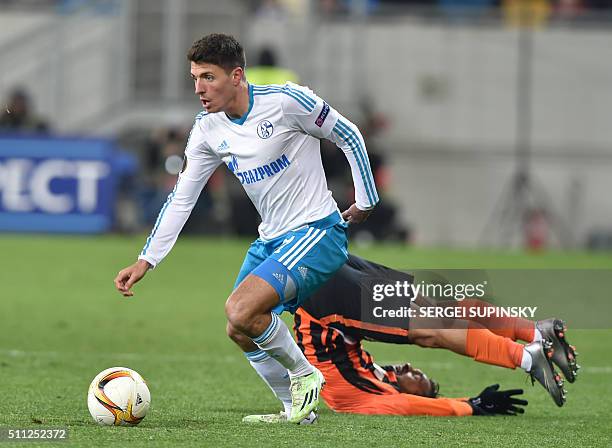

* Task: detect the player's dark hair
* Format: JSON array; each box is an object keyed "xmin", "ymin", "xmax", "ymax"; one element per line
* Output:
[{"xmin": 187, "ymin": 34, "xmax": 246, "ymax": 72}]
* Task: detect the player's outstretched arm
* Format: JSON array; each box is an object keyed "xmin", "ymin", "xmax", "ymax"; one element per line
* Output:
[{"xmin": 114, "ymin": 260, "xmax": 152, "ymax": 297}]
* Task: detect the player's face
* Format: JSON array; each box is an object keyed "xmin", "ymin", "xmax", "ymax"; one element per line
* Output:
[
  {"xmin": 190, "ymin": 62, "xmax": 241, "ymax": 113},
  {"xmin": 394, "ymin": 363, "xmax": 438, "ymax": 398}
]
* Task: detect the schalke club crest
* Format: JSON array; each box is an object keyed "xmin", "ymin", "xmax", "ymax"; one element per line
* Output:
[{"xmin": 257, "ymin": 120, "xmax": 274, "ymax": 139}]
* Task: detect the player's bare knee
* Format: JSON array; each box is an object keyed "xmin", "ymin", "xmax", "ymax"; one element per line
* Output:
[
  {"xmin": 226, "ymin": 321, "xmax": 250, "ymax": 344},
  {"xmin": 409, "ymin": 328, "xmax": 442, "ymax": 348},
  {"xmin": 225, "ymin": 302, "xmax": 248, "ymax": 332},
  {"xmin": 225, "ymin": 294, "xmax": 240, "ymax": 324},
  {"xmin": 226, "ymin": 321, "xmax": 258, "ymax": 351},
  {"xmin": 226, "ymin": 321, "xmax": 242, "ymax": 341},
  {"xmin": 414, "ymin": 335, "xmax": 440, "ymax": 348},
  {"xmin": 225, "ymin": 295, "xmax": 255, "ymax": 333}
]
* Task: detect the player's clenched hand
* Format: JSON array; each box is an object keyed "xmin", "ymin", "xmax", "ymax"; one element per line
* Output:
[
  {"xmin": 114, "ymin": 260, "xmax": 151, "ymax": 297},
  {"xmin": 468, "ymin": 384, "xmax": 528, "ymax": 416},
  {"xmin": 341, "ymin": 203, "xmax": 373, "ymax": 225}
]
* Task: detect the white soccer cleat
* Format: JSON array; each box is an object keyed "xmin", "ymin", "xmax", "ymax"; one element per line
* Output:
[
  {"xmin": 242, "ymin": 411, "xmax": 318, "ymax": 425},
  {"xmin": 288, "ymin": 368, "xmax": 325, "ymax": 424}
]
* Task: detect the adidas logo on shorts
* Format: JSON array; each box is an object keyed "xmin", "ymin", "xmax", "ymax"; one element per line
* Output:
[
  {"xmin": 273, "ymin": 272, "xmax": 285, "ymax": 283},
  {"xmin": 298, "ymin": 266, "xmax": 308, "ymax": 279}
]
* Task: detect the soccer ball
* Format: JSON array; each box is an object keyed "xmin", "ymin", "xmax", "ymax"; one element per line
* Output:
[{"xmin": 87, "ymin": 367, "xmax": 151, "ymax": 426}]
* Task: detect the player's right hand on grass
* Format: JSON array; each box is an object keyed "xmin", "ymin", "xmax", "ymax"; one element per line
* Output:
[
  {"xmin": 114, "ymin": 260, "xmax": 151, "ymax": 297},
  {"xmin": 468, "ymin": 384, "xmax": 528, "ymax": 416}
]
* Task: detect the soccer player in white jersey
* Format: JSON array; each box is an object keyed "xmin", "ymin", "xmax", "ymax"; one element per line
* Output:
[{"xmin": 114, "ymin": 33, "xmax": 379, "ymax": 423}]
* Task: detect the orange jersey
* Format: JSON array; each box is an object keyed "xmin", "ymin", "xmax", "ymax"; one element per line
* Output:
[{"xmin": 294, "ymin": 255, "xmax": 473, "ymax": 417}]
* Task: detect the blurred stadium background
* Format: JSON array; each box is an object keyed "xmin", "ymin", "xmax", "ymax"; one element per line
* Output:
[
  {"xmin": 2, "ymin": 3, "xmax": 612, "ymax": 445},
  {"xmin": 1, "ymin": 0, "xmax": 612, "ymax": 250}
]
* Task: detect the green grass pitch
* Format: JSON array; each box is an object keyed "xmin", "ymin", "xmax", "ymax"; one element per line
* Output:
[{"xmin": 1, "ymin": 235, "xmax": 611, "ymax": 447}]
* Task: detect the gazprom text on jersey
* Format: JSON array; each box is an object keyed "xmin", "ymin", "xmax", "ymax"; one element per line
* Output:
[{"xmin": 233, "ymin": 154, "xmax": 291, "ymax": 185}]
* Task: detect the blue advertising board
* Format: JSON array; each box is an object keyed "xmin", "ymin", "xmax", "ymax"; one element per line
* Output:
[{"xmin": 0, "ymin": 135, "xmax": 118, "ymax": 233}]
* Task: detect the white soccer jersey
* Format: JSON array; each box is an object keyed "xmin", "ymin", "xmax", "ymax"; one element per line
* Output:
[{"xmin": 139, "ymin": 82, "xmax": 378, "ymax": 267}]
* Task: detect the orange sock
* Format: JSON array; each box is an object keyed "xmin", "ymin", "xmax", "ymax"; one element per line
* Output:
[
  {"xmin": 458, "ymin": 299, "xmax": 535, "ymax": 342},
  {"xmin": 465, "ymin": 327, "xmax": 524, "ymax": 369},
  {"xmin": 514, "ymin": 324, "xmax": 535, "ymax": 343}
]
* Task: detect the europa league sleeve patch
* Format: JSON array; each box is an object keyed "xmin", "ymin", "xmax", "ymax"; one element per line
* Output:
[
  {"xmin": 315, "ymin": 102, "xmax": 330, "ymax": 127},
  {"xmin": 180, "ymin": 156, "xmax": 188, "ymax": 173}
]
